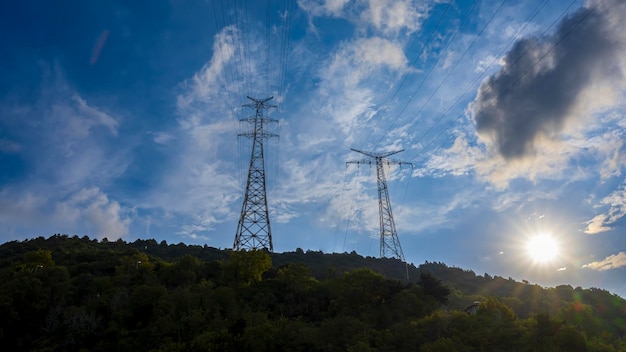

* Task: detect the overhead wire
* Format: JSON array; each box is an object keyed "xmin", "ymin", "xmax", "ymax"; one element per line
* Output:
[
  {"xmin": 239, "ymin": 0, "xmax": 253, "ymax": 95},
  {"xmin": 362, "ymin": 0, "xmax": 481, "ymax": 150},
  {"xmin": 217, "ymin": 0, "xmax": 256, "ymax": 188},
  {"xmin": 266, "ymin": 0, "xmax": 272, "ymax": 94},
  {"xmin": 219, "ymin": 0, "xmax": 245, "ymax": 130},
  {"xmin": 341, "ymin": 166, "xmax": 361, "ymax": 253},
  {"xmin": 223, "ymin": 0, "xmax": 246, "ymax": 107},
  {"xmin": 385, "ymin": 0, "xmax": 506, "ymax": 159},
  {"xmin": 360, "ymin": 1, "xmax": 454, "ymax": 147},
  {"xmin": 277, "ymin": 0, "xmax": 294, "ymax": 122}
]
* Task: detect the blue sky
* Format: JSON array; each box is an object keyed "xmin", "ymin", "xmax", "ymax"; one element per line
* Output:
[{"xmin": 1, "ymin": 0, "xmax": 626, "ymax": 297}]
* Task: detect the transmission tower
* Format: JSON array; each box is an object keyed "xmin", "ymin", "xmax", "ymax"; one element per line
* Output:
[
  {"xmin": 234, "ymin": 96, "xmax": 278, "ymax": 251},
  {"xmin": 347, "ymin": 148, "xmax": 412, "ymax": 261}
]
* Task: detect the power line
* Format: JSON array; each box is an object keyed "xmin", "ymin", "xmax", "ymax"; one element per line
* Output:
[
  {"xmin": 360, "ymin": 1, "xmax": 454, "ymax": 146},
  {"xmin": 374, "ymin": 0, "xmax": 506, "ymax": 151},
  {"xmin": 361, "ymin": 0, "xmax": 481, "ymax": 150}
]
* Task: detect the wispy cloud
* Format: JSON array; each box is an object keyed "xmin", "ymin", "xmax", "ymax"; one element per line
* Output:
[
  {"xmin": 54, "ymin": 187, "xmax": 131, "ymax": 240},
  {"xmin": 585, "ymin": 181, "xmax": 626, "ymax": 234},
  {"xmin": 0, "ymin": 64, "xmax": 131, "ymax": 239},
  {"xmin": 299, "ymin": 0, "xmax": 430, "ymax": 35},
  {"xmin": 414, "ymin": 135, "xmax": 481, "ymax": 178},
  {"xmin": 151, "ymin": 132, "xmax": 175, "ymax": 145},
  {"xmin": 0, "ymin": 187, "xmax": 131, "ymax": 240},
  {"xmin": 147, "ymin": 26, "xmax": 254, "ymax": 240},
  {"xmin": 583, "ymin": 252, "xmax": 626, "ymax": 271},
  {"xmin": 316, "ymin": 36, "xmax": 410, "ymax": 137}
]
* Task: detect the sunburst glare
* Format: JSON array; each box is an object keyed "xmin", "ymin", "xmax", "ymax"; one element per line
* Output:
[{"xmin": 526, "ymin": 234, "xmax": 559, "ymax": 263}]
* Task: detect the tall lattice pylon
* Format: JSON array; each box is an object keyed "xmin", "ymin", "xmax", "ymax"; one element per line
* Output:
[
  {"xmin": 234, "ymin": 96, "xmax": 278, "ymax": 251},
  {"xmin": 347, "ymin": 148, "xmax": 412, "ymax": 261}
]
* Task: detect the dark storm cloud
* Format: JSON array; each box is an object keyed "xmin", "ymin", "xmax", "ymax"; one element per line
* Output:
[{"xmin": 472, "ymin": 0, "xmax": 625, "ymax": 159}]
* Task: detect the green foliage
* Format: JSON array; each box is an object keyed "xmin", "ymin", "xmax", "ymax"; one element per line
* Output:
[
  {"xmin": 0, "ymin": 235, "xmax": 624, "ymax": 351},
  {"xmin": 223, "ymin": 249, "xmax": 272, "ymax": 284}
]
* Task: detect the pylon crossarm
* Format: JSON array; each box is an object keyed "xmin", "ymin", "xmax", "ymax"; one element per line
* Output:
[
  {"xmin": 346, "ymin": 159, "xmax": 374, "ymax": 167},
  {"xmin": 383, "ymin": 159, "xmax": 413, "ymax": 168},
  {"xmin": 350, "ymin": 148, "xmax": 404, "ymax": 159},
  {"xmin": 240, "ymin": 116, "xmax": 278, "ymax": 124},
  {"xmin": 238, "ymin": 132, "xmax": 278, "ymax": 138}
]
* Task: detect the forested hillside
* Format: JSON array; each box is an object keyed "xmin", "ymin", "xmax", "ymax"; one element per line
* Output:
[{"xmin": 0, "ymin": 235, "xmax": 624, "ymax": 351}]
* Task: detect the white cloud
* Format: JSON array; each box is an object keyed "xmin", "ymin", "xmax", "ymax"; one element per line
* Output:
[
  {"xmin": 0, "ymin": 187, "xmax": 130, "ymax": 240},
  {"xmin": 70, "ymin": 94, "xmax": 119, "ymax": 136},
  {"xmin": 317, "ymin": 36, "xmax": 409, "ymax": 136},
  {"xmin": 361, "ymin": 0, "xmax": 428, "ymax": 35},
  {"xmin": 299, "ymin": 0, "xmax": 429, "ymax": 35},
  {"xmin": 322, "ymin": 170, "xmax": 380, "ymax": 233},
  {"xmin": 322, "ymin": 37, "xmax": 408, "ymax": 86},
  {"xmin": 415, "ymin": 135, "xmax": 481, "ymax": 177},
  {"xmin": 584, "ymin": 181, "xmax": 626, "ymax": 234},
  {"xmin": 177, "ymin": 225, "xmax": 211, "ymax": 242},
  {"xmin": 297, "ymin": 0, "xmax": 350, "ymax": 17},
  {"xmin": 147, "ymin": 26, "xmax": 253, "ymax": 240},
  {"xmin": 582, "ymin": 252, "xmax": 626, "ymax": 271},
  {"xmin": 472, "ymin": 134, "xmax": 594, "ymax": 190},
  {"xmin": 0, "ymin": 190, "xmax": 47, "ymax": 226},
  {"xmin": 55, "ymin": 187, "xmax": 131, "ymax": 240},
  {"xmin": 0, "ymin": 64, "xmax": 133, "ymax": 241},
  {"xmin": 179, "ymin": 26, "xmax": 239, "ymax": 107},
  {"xmin": 152, "ymin": 132, "xmax": 175, "ymax": 144}
]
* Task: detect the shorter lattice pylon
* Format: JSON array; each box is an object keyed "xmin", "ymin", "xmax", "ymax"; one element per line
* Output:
[{"xmin": 347, "ymin": 148, "xmax": 412, "ymax": 261}]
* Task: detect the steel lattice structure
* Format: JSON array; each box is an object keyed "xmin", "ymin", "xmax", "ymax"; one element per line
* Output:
[
  {"xmin": 347, "ymin": 148, "xmax": 412, "ymax": 261},
  {"xmin": 234, "ymin": 96, "xmax": 278, "ymax": 251}
]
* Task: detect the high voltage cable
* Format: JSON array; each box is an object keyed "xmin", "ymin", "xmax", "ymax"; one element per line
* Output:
[
  {"xmin": 277, "ymin": 0, "xmax": 294, "ymax": 121},
  {"xmin": 238, "ymin": 0, "xmax": 253, "ymax": 95},
  {"xmin": 333, "ymin": 166, "xmax": 351, "ymax": 252},
  {"xmin": 266, "ymin": 0, "xmax": 271, "ymax": 94},
  {"xmin": 279, "ymin": 0, "xmax": 294, "ymax": 95},
  {"xmin": 211, "ymin": 2, "xmax": 230, "ymax": 101},
  {"xmin": 223, "ymin": 0, "xmax": 246, "ymax": 105},
  {"xmin": 361, "ymin": 1, "xmax": 453, "ymax": 145},
  {"xmin": 231, "ymin": 0, "xmax": 248, "ymax": 98},
  {"xmin": 358, "ymin": 0, "xmax": 480, "ymax": 150},
  {"xmin": 384, "ymin": 0, "xmax": 507, "ymax": 150},
  {"xmin": 375, "ymin": 0, "xmax": 501, "ymax": 151}
]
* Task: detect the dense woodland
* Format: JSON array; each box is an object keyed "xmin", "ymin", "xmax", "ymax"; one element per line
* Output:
[{"xmin": 0, "ymin": 235, "xmax": 625, "ymax": 351}]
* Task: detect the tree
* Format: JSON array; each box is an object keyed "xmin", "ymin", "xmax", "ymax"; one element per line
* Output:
[
  {"xmin": 418, "ymin": 272, "xmax": 450, "ymax": 305},
  {"xmin": 224, "ymin": 250, "xmax": 272, "ymax": 285}
]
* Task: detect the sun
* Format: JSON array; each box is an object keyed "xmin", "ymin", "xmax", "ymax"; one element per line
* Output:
[{"xmin": 526, "ymin": 234, "xmax": 559, "ymax": 263}]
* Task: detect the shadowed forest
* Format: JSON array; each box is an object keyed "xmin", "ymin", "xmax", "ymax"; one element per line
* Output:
[{"xmin": 0, "ymin": 235, "xmax": 624, "ymax": 351}]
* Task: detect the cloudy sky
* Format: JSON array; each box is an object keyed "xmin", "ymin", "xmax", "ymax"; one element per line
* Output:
[{"xmin": 1, "ymin": 0, "xmax": 625, "ymax": 297}]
